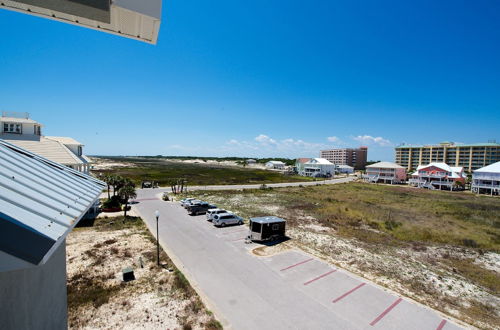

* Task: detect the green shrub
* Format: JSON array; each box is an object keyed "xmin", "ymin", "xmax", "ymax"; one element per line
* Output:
[{"xmin": 384, "ymin": 220, "xmax": 402, "ymax": 231}]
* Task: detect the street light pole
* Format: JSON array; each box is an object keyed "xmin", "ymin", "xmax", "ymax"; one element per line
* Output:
[{"xmin": 155, "ymin": 210, "xmax": 160, "ymax": 266}]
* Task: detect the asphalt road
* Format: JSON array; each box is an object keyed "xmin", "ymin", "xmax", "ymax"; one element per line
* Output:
[
  {"xmin": 132, "ymin": 191, "xmax": 463, "ymax": 330},
  {"xmin": 101, "ymin": 176, "xmax": 355, "ymax": 199}
]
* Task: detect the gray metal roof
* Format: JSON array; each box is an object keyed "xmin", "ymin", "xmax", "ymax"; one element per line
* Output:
[
  {"xmin": 1, "ymin": 0, "xmax": 162, "ymax": 44},
  {"xmin": 0, "ymin": 139, "xmax": 105, "ymax": 271},
  {"xmin": 250, "ymin": 216, "xmax": 286, "ymax": 224}
]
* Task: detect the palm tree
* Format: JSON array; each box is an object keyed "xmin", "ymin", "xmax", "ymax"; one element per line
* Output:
[
  {"xmin": 119, "ymin": 180, "xmax": 136, "ymax": 217},
  {"xmin": 102, "ymin": 174, "xmax": 113, "ymax": 199}
]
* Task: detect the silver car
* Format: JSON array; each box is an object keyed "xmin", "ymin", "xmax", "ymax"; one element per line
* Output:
[
  {"xmin": 206, "ymin": 208, "xmax": 231, "ymax": 221},
  {"xmin": 213, "ymin": 213, "xmax": 244, "ymax": 227},
  {"xmin": 180, "ymin": 198, "xmax": 196, "ymax": 207},
  {"xmin": 183, "ymin": 199, "xmax": 201, "ymax": 208}
]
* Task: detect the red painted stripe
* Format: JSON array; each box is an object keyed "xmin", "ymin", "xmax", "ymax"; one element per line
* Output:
[
  {"xmin": 369, "ymin": 298, "xmax": 403, "ymax": 326},
  {"xmin": 332, "ymin": 283, "xmax": 365, "ymax": 303},
  {"xmin": 280, "ymin": 258, "xmax": 314, "ymax": 271},
  {"xmin": 303, "ymin": 269, "xmax": 337, "ymax": 286},
  {"xmin": 436, "ymin": 320, "xmax": 447, "ymax": 330}
]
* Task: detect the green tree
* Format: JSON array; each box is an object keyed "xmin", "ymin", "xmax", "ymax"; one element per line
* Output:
[
  {"xmin": 119, "ymin": 179, "xmax": 136, "ymax": 217},
  {"xmin": 102, "ymin": 174, "xmax": 113, "ymax": 199}
]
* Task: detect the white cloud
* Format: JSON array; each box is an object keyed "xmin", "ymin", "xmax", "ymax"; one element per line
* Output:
[
  {"xmin": 353, "ymin": 135, "xmax": 392, "ymax": 147},
  {"xmin": 327, "ymin": 136, "xmax": 341, "ymax": 143},
  {"xmin": 220, "ymin": 134, "xmax": 329, "ymax": 157},
  {"xmin": 255, "ymin": 134, "xmax": 277, "ymax": 145}
]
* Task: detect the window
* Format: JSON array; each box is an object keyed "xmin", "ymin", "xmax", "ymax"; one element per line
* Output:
[
  {"xmin": 34, "ymin": 125, "xmax": 41, "ymax": 136},
  {"xmin": 272, "ymin": 224, "xmax": 279, "ymax": 231},
  {"xmin": 251, "ymin": 222, "xmax": 262, "ymax": 233},
  {"xmin": 78, "ymin": 146, "xmax": 83, "ymax": 156},
  {"xmin": 3, "ymin": 122, "xmax": 22, "ymax": 134}
]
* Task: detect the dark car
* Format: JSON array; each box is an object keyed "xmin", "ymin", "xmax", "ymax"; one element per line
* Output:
[{"xmin": 187, "ymin": 202, "xmax": 217, "ymax": 215}]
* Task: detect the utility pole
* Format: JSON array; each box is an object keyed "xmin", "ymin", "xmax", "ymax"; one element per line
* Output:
[{"xmin": 155, "ymin": 210, "xmax": 160, "ymax": 266}]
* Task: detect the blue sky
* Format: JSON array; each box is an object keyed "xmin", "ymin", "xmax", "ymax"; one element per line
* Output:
[{"xmin": 1, "ymin": 1, "xmax": 499, "ymax": 161}]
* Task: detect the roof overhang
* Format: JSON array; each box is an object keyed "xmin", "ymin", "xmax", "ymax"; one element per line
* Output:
[
  {"xmin": 1, "ymin": 0, "xmax": 162, "ymax": 44},
  {"xmin": 0, "ymin": 139, "xmax": 105, "ymax": 272}
]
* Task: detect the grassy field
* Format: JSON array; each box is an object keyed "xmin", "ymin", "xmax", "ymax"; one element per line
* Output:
[
  {"xmin": 187, "ymin": 183, "xmax": 500, "ymax": 329},
  {"xmin": 91, "ymin": 156, "xmax": 317, "ymax": 186},
  {"xmin": 192, "ymin": 183, "xmax": 500, "ymax": 251}
]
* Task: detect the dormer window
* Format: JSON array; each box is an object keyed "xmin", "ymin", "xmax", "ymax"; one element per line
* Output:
[
  {"xmin": 34, "ymin": 125, "xmax": 41, "ymax": 136},
  {"xmin": 3, "ymin": 122, "xmax": 22, "ymax": 134}
]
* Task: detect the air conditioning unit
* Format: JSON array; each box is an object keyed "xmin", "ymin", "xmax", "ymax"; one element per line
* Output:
[{"xmin": 1, "ymin": 0, "xmax": 162, "ymax": 44}]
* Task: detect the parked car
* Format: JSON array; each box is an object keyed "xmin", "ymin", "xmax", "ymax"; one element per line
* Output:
[
  {"xmin": 183, "ymin": 199, "xmax": 201, "ymax": 208},
  {"xmin": 206, "ymin": 208, "xmax": 231, "ymax": 221},
  {"xmin": 180, "ymin": 198, "xmax": 196, "ymax": 207},
  {"xmin": 188, "ymin": 202, "xmax": 217, "ymax": 215},
  {"xmin": 213, "ymin": 213, "xmax": 244, "ymax": 227}
]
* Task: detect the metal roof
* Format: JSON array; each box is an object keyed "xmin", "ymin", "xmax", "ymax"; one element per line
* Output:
[
  {"xmin": 46, "ymin": 136, "xmax": 83, "ymax": 146},
  {"xmin": 366, "ymin": 161, "xmax": 405, "ymax": 169},
  {"xmin": 1, "ymin": 0, "xmax": 162, "ymax": 44},
  {"xmin": 4, "ymin": 137, "xmax": 89, "ymax": 166},
  {"xmin": 396, "ymin": 142, "xmax": 500, "ymax": 148},
  {"xmin": 474, "ymin": 161, "xmax": 500, "ymax": 174},
  {"xmin": 307, "ymin": 158, "xmax": 334, "ymax": 165},
  {"xmin": 250, "ymin": 216, "xmax": 286, "ymax": 224},
  {"xmin": 0, "ymin": 139, "xmax": 105, "ymax": 271}
]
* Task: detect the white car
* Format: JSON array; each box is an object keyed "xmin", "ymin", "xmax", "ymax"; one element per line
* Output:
[
  {"xmin": 206, "ymin": 208, "xmax": 231, "ymax": 221},
  {"xmin": 213, "ymin": 213, "xmax": 244, "ymax": 227}
]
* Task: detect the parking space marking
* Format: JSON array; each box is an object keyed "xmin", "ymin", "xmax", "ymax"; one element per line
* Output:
[
  {"xmin": 332, "ymin": 283, "xmax": 366, "ymax": 303},
  {"xmin": 280, "ymin": 258, "xmax": 314, "ymax": 271},
  {"xmin": 303, "ymin": 269, "xmax": 337, "ymax": 286},
  {"xmin": 436, "ymin": 320, "xmax": 447, "ymax": 330},
  {"xmin": 369, "ymin": 297, "xmax": 403, "ymax": 326}
]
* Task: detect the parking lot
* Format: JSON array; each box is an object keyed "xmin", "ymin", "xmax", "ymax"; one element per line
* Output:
[{"xmin": 133, "ymin": 192, "xmax": 463, "ymax": 330}]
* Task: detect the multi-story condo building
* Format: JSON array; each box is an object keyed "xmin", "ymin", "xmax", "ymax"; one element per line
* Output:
[
  {"xmin": 0, "ymin": 111, "xmax": 92, "ymax": 173},
  {"xmin": 320, "ymin": 146, "xmax": 367, "ymax": 170},
  {"xmin": 395, "ymin": 141, "xmax": 500, "ymax": 172}
]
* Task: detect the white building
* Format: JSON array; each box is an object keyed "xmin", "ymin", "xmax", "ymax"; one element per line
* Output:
[
  {"xmin": 408, "ymin": 163, "xmax": 466, "ymax": 191},
  {"xmin": 246, "ymin": 159, "xmax": 257, "ymax": 165},
  {"xmin": 0, "ymin": 139, "xmax": 105, "ymax": 329},
  {"xmin": 265, "ymin": 160, "xmax": 286, "ymax": 170},
  {"xmin": 1, "ymin": 112, "xmax": 92, "ymax": 173},
  {"xmin": 472, "ymin": 161, "xmax": 500, "ymax": 196},
  {"xmin": 364, "ymin": 162, "xmax": 407, "ymax": 184},
  {"xmin": 299, "ymin": 158, "xmax": 335, "ymax": 177},
  {"xmin": 336, "ymin": 164, "xmax": 354, "ymax": 174}
]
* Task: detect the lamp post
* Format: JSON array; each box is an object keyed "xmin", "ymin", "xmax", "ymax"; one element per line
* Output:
[{"xmin": 155, "ymin": 210, "xmax": 160, "ymax": 266}]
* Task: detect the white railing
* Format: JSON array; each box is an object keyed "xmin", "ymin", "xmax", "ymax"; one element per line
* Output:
[{"xmin": 472, "ymin": 183, "xmax": 500, "ymax": 189}]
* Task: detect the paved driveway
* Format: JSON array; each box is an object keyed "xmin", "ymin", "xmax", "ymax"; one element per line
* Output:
[{"xmin": 133, "ymin": 197, "xmax": 463, "ymax": 330}]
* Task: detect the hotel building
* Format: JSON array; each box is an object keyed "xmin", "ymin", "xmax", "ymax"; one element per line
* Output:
[
  {"xmin": 395, "ymin": 142, "xmax": 500, "ymax": 172},
  {"xmin": 320, "ymin": 147, "xmax": 368, "ymax": 170}
]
